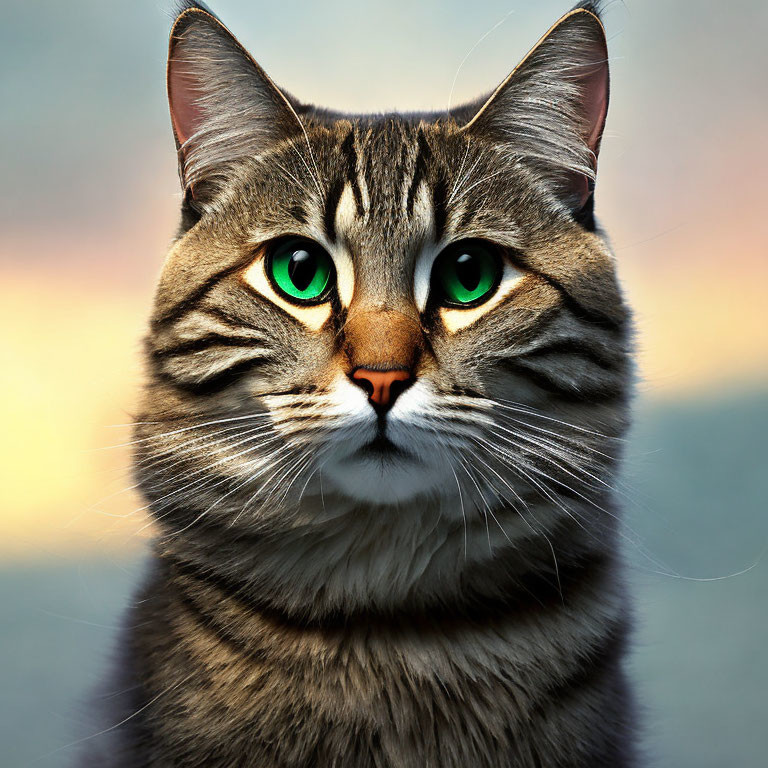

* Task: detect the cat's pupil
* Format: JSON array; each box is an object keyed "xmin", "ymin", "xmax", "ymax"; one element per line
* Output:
[
  {"xmin": 455, "ymin": 253, "xmax": 481, "ymax": 293},
  {"xmin": 287, "ymin": 250, "xmax": 316, "ymax": 292}
]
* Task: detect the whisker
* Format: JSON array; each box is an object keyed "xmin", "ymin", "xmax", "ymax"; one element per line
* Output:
[
  {"xmin": 134, "ymin": 423, "xmax": 274, "ymax": 476},
  {"xmin": 449, "ymin": 464, "xmax": 468, "ymax": 559},
  {"xmin": 101, "ymin": 412, "xmax": 272, "ymax": 450},
  {"xmin": 489, "ymin": 398, "xmax": 627, "ymax": 441},
  {"xmin": 458, "ymin": 448, "xmax": 566, "ymax": 605},
  {"xmin": 456, "ymin": 458, "xmax": 494, "ymax": 554}
]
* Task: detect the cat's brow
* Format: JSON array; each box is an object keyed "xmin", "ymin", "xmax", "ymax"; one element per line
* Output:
[
  {"xmin": 405, "ymin": 128, "xmax": 431, "ymax": 216},
  {"xmin": 324, "ymin": 128, "xmax": 365, "ymax": 243},
  {"xmin": 339, "ymin": 128, "xmax": 364, "ymax": 216}
]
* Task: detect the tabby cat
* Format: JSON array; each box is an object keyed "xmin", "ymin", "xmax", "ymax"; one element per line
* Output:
[{"xmin": 81, "ymin": 1, "xmax": 638, "ymax": 765}]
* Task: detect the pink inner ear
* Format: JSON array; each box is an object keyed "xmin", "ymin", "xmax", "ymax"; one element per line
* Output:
[
  {"xmin": 168, "ymin": 64, "xmax": 205, "ymax": 147},
  {"xmin": 579, "ymin": 51, "xmax": 610, "ymax": 156},
  {"xmin": 571, "ymin": 43, "xmax": 609, "ymax": 209}
]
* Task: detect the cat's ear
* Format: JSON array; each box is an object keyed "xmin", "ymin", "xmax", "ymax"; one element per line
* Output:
[
  {"xmin": 167, "ymin": 2, "xmax": 303, "ymax": 210},
  {"xmin": 462, "ymin": 5, "xmax": 609, "ymax": 216}
]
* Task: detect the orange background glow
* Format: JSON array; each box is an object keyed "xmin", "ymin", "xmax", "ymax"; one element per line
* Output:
[{"xmin": 1, "ymin": 0, "xmax": 766, "ymax": 559}]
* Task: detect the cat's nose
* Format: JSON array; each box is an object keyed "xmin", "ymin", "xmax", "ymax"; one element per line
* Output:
[{"xmin": 351, "ymin": 368, "xmax": 414, "ymax": 411}]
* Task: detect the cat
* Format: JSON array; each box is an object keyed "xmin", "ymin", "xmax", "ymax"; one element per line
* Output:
[{"xmin": 79, "ymin": 1, "xmax": 638, "ymax": 765}]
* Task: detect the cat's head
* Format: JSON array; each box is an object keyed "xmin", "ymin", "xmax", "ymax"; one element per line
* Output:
[{"xmin": 138, "ymin": 1, "xmax": 630, "ymax": 543}]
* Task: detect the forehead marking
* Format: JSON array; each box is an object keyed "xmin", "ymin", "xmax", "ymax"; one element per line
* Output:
[
  {"xmin": 323, "ymin": 178, "xmax": 344, "ymax": 243},
  {"xmin": 324, "ymin": 128, "xmax": 365, "ymax": 245},
  {"xmin": 431, "ymin": 173, "xmax": 449, "ymax": 242},
  {"xmin": 339, "ymin": 128, "xmax": 365, "ymax": 217},
  {"xmin": 405, "ymin": 128, "xmax": 431, "ymax": 215}
]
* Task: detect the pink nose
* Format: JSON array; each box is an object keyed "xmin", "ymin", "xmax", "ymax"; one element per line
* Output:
[{"xmin": 351, "ymin": 368, "xmax": 413, "ymax": 409}]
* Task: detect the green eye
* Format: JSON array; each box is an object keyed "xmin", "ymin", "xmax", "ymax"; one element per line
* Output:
[
  {"xmin": 267, "ymin": 238, "xmax": 334, "ymax": 304},
  {"xmin": 432, "ymin": 241, "xmax": 501, "ymax": 307}
]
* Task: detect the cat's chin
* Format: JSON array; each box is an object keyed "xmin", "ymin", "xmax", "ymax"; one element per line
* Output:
[{"xmin": 321, "ymin": 450, "xmax": 450, "ymax": 505}]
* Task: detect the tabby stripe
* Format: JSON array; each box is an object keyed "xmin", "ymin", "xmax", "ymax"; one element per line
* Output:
[
  {"xmin": 545, "ymin": 614, "xmax": 629, "ymax": 702},
  {"xmin": 152, "ymin": 334, "xmax": 267, "ymax": 360},
  {"xmin": 288, "ymin": 204, "xmax": 308, "ymax": 224},
  {"xmin": 171, "ymin": 579, "xmax": 270, "ymax": 664},
  {"xmin": 152, "ymin": 252, "xmax": 256, "ymax": 330},
  {"xmin": 432, "ymin": 172, "xmax": 449, "ymax": 241},
  {"xmin": 516, "ymin": 338, "xmax": 622, "ymax": 371},
  {"xmin": 323, "ymin": 177, "xmax": 344, "ymax": 243},
  {"xmin": 153, "ymin": 355, "xmax": 271, "ymax": 396},
  {"xmin": 457, "ymin": 204, "xmax": 476, "ymax": 231},
  {"xmin": 479, "ymin": 293, "xmax": 563, "ymax": 340},
  {"xmin": 340, "ymin": 128, "xmax": 364, "ymax": 216},
  {"xmin": 500, "ymin": 359, "xmax": 623, "ymax": 403},
  {"xmin": 196, "ymin": 305, "xmax": 253, "ymax": 328},
  {"xmin": 406, "ymin": 128, "xmax": 432, "ymax": 215},
  {"xmin": 324, "ymin": 129, "xmax": 365, "ymax": 243},
  {"xmin": 163, "ymin": 545, "xmax": 609, "ymax": 632},
  {"xmin": 517, "ymin": 261, "xmax": 626, "ymax": 332}
]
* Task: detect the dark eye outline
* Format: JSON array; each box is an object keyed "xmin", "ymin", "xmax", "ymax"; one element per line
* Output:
[
  {"xmin": 430, "ymin": 239, "xmax": 504, "ymax": 309},
  {"xmin": 264, "ymin": 237, "xmax": 337, "ymax": 306}
]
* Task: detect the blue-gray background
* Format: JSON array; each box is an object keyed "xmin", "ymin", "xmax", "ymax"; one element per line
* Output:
[{"xmin": 1, "ymin": 1, "xmax": 766, "ymax": 766}]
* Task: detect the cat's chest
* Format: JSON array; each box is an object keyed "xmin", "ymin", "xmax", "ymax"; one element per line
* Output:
[{"xmin": 141, "ymin": 589, "xmax": 616, "ymax": 767}]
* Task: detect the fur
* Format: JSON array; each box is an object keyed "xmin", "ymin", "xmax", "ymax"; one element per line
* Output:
[{"xmin": 78, "ymin": 2, "xmax": 638, "ymax": 765}]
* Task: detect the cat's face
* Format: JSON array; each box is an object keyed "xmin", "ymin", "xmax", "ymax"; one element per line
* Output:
[{"xmin": 137, "ymin": 2, "xmax": 631, "ymax": 541}]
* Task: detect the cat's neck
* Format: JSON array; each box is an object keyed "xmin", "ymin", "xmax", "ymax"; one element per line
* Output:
[{"xmin": 153, "ymin": 490, "xmax": 621, "ymax": 623}]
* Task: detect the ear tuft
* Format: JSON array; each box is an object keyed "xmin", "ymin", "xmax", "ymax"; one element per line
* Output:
[
  {"xmin": 462, "ymin": 6, "xmax": 610, "ymax": 213},
  {"xmin": 171, "ymin": 0, "xmax": 217, "ymax": 18},
  {"xmin": 167, "ymin": 4, "xmax": 302, "ymax": 211}
]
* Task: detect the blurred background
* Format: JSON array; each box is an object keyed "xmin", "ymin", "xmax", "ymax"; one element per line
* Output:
[{"xmin": 1, "ymin": 0, "xmax": 766, "ymax": 765}]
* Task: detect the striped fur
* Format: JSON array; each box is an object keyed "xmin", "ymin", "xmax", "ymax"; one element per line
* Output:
[{"xmin": 80, "ymin": 2, "xmax": 639, "ymax": 766}]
